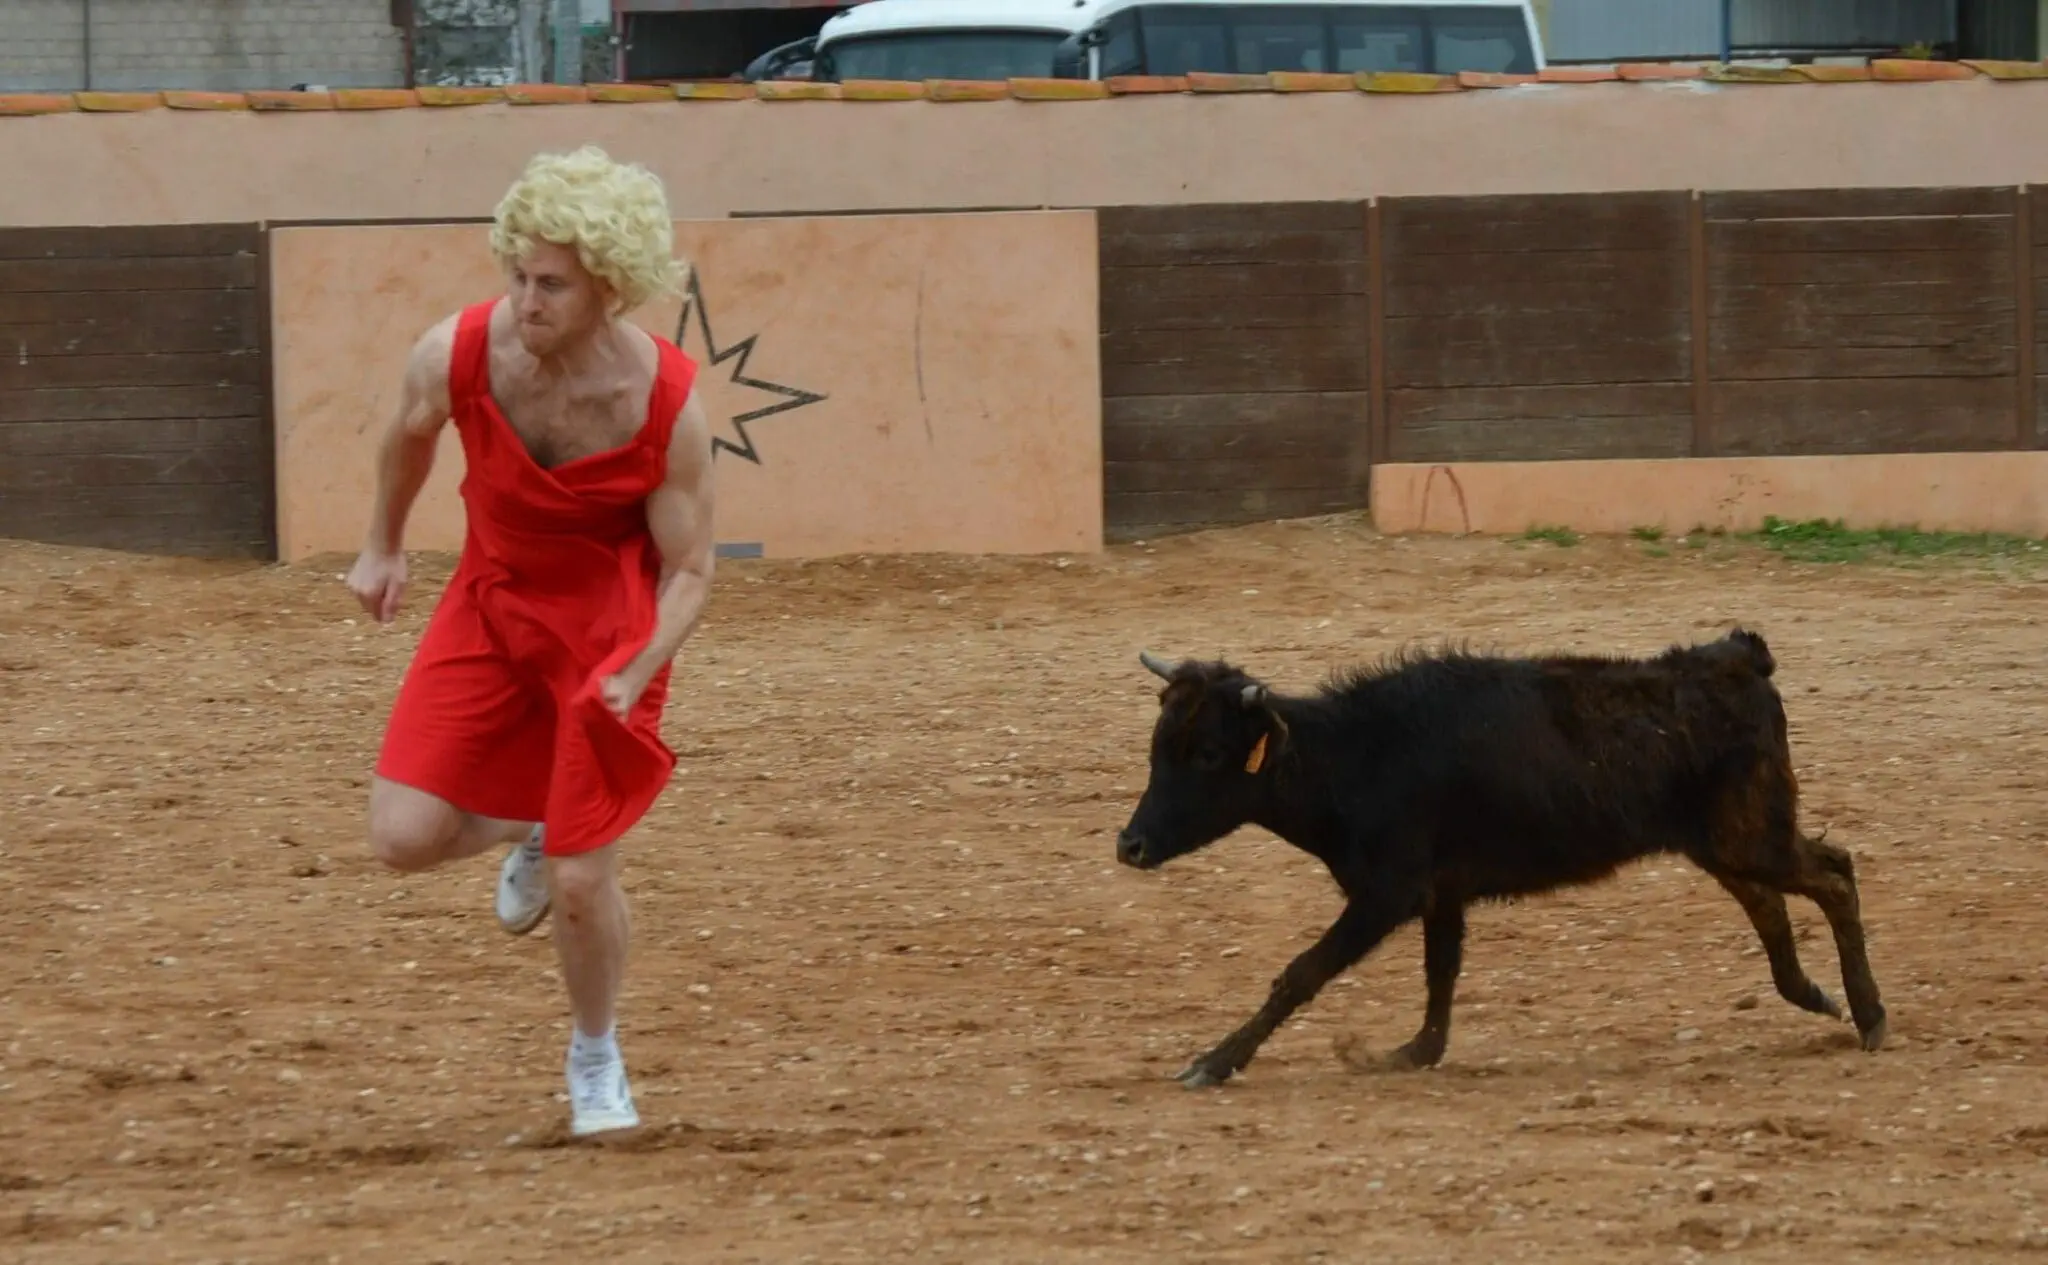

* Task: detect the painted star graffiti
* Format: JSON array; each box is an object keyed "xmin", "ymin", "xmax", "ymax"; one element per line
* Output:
[{"xmin": 673, "ymin": 269, "xmax": 828, "ymax": 466}]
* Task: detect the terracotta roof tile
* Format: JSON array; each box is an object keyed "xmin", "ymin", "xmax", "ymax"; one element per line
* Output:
[
  {"xmin": 504, "ymin": 83, "xmax": 591, "ymax": 104},
  {"xmin": 2, "ymin": 62, "xmax": 2042, "ymax": 119},
  {"xmin": 72, "ymin": 91, "xmax": 164, "ymax": 111}
]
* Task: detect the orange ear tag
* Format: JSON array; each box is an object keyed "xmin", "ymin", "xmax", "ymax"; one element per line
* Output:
[{"xmin": 1245, "ymin": 733, "xmax": 1269, "ymax": 774}]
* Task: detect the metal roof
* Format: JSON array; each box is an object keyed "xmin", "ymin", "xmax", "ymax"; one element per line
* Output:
[{"xmin": 818, "ymin": 0, "xmax": 1537, "ymax": 43}]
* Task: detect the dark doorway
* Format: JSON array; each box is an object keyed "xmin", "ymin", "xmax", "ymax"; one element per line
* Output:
[
  {"xmin": 622, "ymin": 6, "xmax": 852, "ymax": 80},
  {"xmin": 1957, "ymin": 0, "xmax": 2040, "ymax": 59}
]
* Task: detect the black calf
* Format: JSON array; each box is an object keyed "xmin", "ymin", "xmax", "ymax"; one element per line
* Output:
[{"xmin": 1116, "ymin": 631, "xmax": 1887, "ymax": 1088}]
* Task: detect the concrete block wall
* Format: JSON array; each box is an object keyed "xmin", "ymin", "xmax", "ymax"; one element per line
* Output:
[
  {"xmin": 0, "ymin": 0, "xmax": 90, "ymax": 91},
  {"xmin": 0, "ymin": 0, "xmax": 406, "ymax": 93}
]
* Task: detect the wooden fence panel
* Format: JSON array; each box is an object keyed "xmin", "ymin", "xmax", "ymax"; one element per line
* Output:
[
  {"xmin": 1096, "ymin": 201, "xmax": 1371, "ymax": 541},
  {"xmin": 1702, "ymin": 186, "xmax": 2020, "ymax": 457},
  {"xmin": 1377, "ymin": 192, "xmax": 1695, "ymax": 463},
  {"xmin": 2031, "ymin": 187, "xmax": 2046, "ymax": 446},
  {"xmin": 0, "ymin": 223, "xmax": 273, "ymax": 558},
  {"xmin": 2, "ymin": 188, "xmax": 2032, "ymax": 560}
]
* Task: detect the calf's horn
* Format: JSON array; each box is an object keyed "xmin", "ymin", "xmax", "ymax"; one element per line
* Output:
[{"xmin": 1138, "ymin": 649, "xmax": 1177, "ymax": 679}]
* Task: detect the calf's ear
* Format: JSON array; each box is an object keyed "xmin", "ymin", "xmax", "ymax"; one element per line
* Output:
[
  {"xmin": 1244, "ymin": 732, "xmax": 1270, "ymax": 774},
  {"xmin": 1238, "ymin": 682, "xmax": 1285, "ymax": 774}
]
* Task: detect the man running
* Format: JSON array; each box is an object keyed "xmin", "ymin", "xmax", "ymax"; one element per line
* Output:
[{"xmin": 344, "ymin": 145, "xmax": 716, "ymax": 1138}]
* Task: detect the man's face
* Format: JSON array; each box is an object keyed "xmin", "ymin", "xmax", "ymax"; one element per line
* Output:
[{"xmin": 507, "ymin": 240, "xmax": 610, "ymax": 356}]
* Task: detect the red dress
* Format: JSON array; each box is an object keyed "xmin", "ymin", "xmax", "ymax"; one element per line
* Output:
[{"xmin": 375, "ymin": 298, "xmax": 701, "ymax": 856}]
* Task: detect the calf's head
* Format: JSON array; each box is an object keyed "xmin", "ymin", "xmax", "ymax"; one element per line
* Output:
[{"xmin": 1117, "ymin": 649, "xmax": 1285, "ymax": 870}]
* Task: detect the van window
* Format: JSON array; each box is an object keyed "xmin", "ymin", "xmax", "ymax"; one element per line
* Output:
[
  {"xmin": 1101, "ymin": 10, "xmax": 1143, "ymax": 75},
  {"xmin": 1110, "ymin": 3, "xmax": 1536, "ymax": 77},
  {"xmin": 1428, "ymin": 6, "xmax": 1535, "ymax": 73},
  {"xmin": 1330, "ymin": 9, "xmax": 1428, "ymax": 72},
  {"xmin": 1133, "ymin": 6, "xmax": 1231, "ymax": 75},
  {"xmin": 1231, "ymin": 11, "xmax": 1329, "ymax": 72},
  {"xmin": 821, "ymin": 30, "xmax": 1070, "ymax": 81}
]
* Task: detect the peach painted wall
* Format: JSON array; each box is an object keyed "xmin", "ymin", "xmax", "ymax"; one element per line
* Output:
[
  {"xmin": 6, "ymin": 80, "xmax": 2048, "ymax": 228},
  {"xmin": 1370, "ymin": 455, "xmax": 2048, "ymax": 538},
  {"xmin": 268, "ymin": 211, "xmax": 1101, "ymax": 563}
]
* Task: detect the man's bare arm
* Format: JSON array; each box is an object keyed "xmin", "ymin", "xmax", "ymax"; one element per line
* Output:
[
  {"xmin": 364, "ymin": 316, "xmax": 458, "ymax": 555},
  {"xmin": 636, "ymin": 385, "xmax": 718, "ymax": 668}
]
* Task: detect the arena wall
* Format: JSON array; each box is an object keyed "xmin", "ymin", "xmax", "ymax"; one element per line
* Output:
[
  {"xmin": 266, "ymin": 212, "xmax": 1102, "ymax": 562},
  {"xmin": 2, "ymin": 69, "xmax": 2048, "ymax": 227},
  {"xmin": 1370, "ymin": 453, "xmax": 2048, "ymax": 537},
  {"xmin": 6, "ymin": 178, "xmax": 2043, "ymax": 560},
  {"xmin": 9, "ymin": 67, "xmax": 2048, "ymax": 560}
]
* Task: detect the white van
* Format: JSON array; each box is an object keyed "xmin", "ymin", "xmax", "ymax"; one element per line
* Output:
[{"xmin": 787, "ymin": 0, "xmax": 1545, "ymax": 84}]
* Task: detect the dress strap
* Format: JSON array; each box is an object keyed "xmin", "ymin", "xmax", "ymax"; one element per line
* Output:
[
  {"xmin": 447, "ymin": 299, "xmax": 498, "ymax": 405},
  {"xmin": 641, "ymin": 335, "xmax": 701, "ymax": 456}
]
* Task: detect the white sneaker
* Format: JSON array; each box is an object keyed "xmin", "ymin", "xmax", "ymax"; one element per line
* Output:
[
  {"xmin": 567, "ymin": 1045, "xmax": 640, "ymax": 1137},
  {"xmin": 495, "ymin": 827, "xmax": 550, "ymax": 935}
]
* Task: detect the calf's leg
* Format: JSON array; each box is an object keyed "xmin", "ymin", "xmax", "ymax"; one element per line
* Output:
[
  {"xmin": 1178, "ymin": 892, "xmax": 1413, "ymax": 1089},
  {"xmin": 1783, "ymin": 833, "xmax": 1887, "ymax": 1050},
  {"xmin": 1696, "ymin": 751, "xmax": 1887, "ymax": 1051},
  {"xmin": 1700, "ymin": 814, "xmax": 1887, "ymax": 1052},
  {"xmin": 1708, "ymin": 872, "xmax": 1845, "ymax": 1021},
  {"xmin": 1378, "ymin": 899, "xmax": 1463, "ymax": 1070}
]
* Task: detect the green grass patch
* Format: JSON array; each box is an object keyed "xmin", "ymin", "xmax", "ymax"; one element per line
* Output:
[
  {"xmin": 1738, "ymin": 515, "xmax": 2048, "ymax": 565},
  {"xmin": 1516, "ymin": 525, "xmax": 1581, "ymax": 547},
  {"xmin": 1630, "ymin": 525, "xmax": 1664, "ymax": 542}
]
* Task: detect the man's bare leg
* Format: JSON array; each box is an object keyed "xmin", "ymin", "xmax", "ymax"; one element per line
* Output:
[
  {"xmin": 550, "ymin": 846, "xmax": 629, "ymax": 1036},
  {"xmin": 549, "ymin": 844, "xmax": 639, "ymax": 1135},
  {"xmin": 367, "ymin": 777, "xmax": 551, "ymax": 934},
  {"xmin": 368, "ymin": 776, "xmax": 533, "ymax": 869}
]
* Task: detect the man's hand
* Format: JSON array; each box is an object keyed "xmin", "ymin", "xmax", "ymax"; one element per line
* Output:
[
  {"xmin": 347, "ymin": 548, "xmax": 408, "ymax": 623},
  {"xmin": 599, "ymin": 655, "xmax": 660, "ymax": 722}
]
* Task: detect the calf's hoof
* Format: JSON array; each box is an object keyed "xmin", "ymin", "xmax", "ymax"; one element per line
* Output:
[
  {"xmin": 1174, "ymin": 1058, "xmax": 1233, "ymax": 1089},
  {"xmin": 1857, "ymin": 1010, "xmax": 1888, "ymax": 1053},
  {"xmin": 1380, "ymin": 1038, "xmax": 1445, "ymax": 1072},
  {"xmin": 1332, "ymin": 1031, "xmax": 1440, "ymax": 1074},
  {"xmin": 1806, "ymin": 986, "xmax": 1846, "ymax": 1021}
]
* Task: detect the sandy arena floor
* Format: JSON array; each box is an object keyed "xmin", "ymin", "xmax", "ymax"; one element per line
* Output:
[{"xmin": 2, "ymin": 516, "xmax": 2045, "ymax": 1264}]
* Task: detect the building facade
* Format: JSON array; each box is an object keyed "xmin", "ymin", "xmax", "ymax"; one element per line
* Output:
[{"xmin": 0, "ymin": 0, "xmax": 618, "ymax": 92}]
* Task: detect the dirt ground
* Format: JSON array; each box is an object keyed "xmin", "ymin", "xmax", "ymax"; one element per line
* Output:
[{"xmin": 3, "ymin": 515, "xmax": 2046, "ymax": 1265}]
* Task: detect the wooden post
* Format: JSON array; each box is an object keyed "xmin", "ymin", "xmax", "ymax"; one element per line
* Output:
[
  {"xmin": 2018, "ymin": 185, "xmax": 2036, "ymax": 449},
  {"xmin": 1689, "ymin": 190, "xmax": 1711, "ymax": 458},
  {"xmin": 255, "ymin": 220, "xmax": 280, "ymax": 561},
  {"xmin": 1366, "ymin": 198, "xmax": 1389, "ymax": 468}
]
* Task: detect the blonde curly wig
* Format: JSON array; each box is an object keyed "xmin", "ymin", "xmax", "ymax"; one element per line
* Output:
[{"xmin": 489, "ymin": 146, "xmax": 686, "ymax": 314}]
